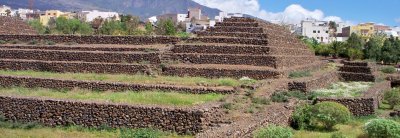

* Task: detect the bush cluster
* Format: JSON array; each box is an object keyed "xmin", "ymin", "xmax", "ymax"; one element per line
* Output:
[
  {"xmin": 291, "ymin": 102, "xmax": 351, "ymax": 130},
  {"xmin": 363, "ymin": 119, "xmax": 400, "ymax": 138},
  {"xmin": 271, "ymin": 91, "xmax": 311, "ymax": 103},
  {"xmin": 381, "ymin": 66, "xmax": 397, "ymax": 74},
  {"xmin": 384, "ymin": 88, "xmax": 400, "ymax": 109},
  {"xmin": 289, "ymin": 71, "xmax": 312, "ymax": 79}
]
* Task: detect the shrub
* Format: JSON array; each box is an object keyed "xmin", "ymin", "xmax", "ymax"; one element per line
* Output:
[
  {"xmin": 312, "ymin": 102, "xmax": 351, "ymax": 130},
  {"xmin": 271, "ymin": 92, "xmax": 288, "ymax": 103},
  {"xmin": 253, "ymin": 124, "xmax": 293, "ymax": 138},
  {"xmin": 10, "ymin": 39, "xmax": 20, "ymax": 44},
  {"xmin": 222, "ymin": 103, "xmax": 234, "ymax": 110},
  {"xmin": 381, "ymin": 66, "xmax": 396, "ymax": 74},
  {"xmin": 119, "ymin": 128, "xmax": 163, "ymax": 138},
  {"xmin": 252, "ymin": 97, "xmax": 270, "ymax": 105},
  {"xmin": 384, "ymin": 89, "xmax": 400, "ymax": 109},
  {"xmin": 28, "ymin": 39, "xmax": 39, "ymax": 45},
  {"xmin": 289, "ymin": 71, "xmax": 312, "ymax": 79},
  {"xmin": 239, "ymin": 77, "xmax": 257, "ymax": 86},
  {"xmin": 0, "ymin": 40, "xmax": 6, "ymax": 44},
  {"xmin": 291, "ymin": 104, "xmax": 314, "ymax": 130},
  {"xmin": 363, "ymin": 119, "xmax": 400, "ymax": 138},
  {"xmin": 45, "ymin": 40, "xmax": 56, "ymax": 45}
]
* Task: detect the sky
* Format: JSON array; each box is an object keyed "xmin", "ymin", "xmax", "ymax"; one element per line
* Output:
[{"xmin": 193, "ymin": 0, "xmax": 400, "ymax": 26}]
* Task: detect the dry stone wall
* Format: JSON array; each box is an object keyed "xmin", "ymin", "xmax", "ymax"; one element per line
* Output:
[
  {"xmin": 195, "ymin": 32, "xmax": 268, "ymax": 39},
  {"xmin": 339, "ymin": 61, "xmax": 376, "ymax": 82},
  {"xmin": 0, "ymin": 75, "xmax": 235, "ymax": 94},
  {"xmin": 0, "ymin": 49, "xmax": 160, "ymax": 64},
  {"xmin": 0, "ymin": 59, "xmax": 150, "ymax": 74},
  {"xmin": 214, "ymin": 22, "xmax": 259, "ymax": 27},
  {"xmin": 0, "ymin": 17, "xmax": 37, "ymax": 35},
  {"xmin": 162, "ymin": 66, "xmax": 283, "ymax": 80},
  {"xmin": 0, "ymin": 45, "xmax": 159, "ymax": 52},
  {"xmin": 208, "ymin": 27, "xmax": 264, "ymax": 33},
  {"xmin": 288, "ymin": 71, "xmax": 339, "ymax": 92},
  {"xmin": 0, "ymin": 35, "xmax": 179, "ymax": 45},
  {"xmin": 187, "ymin": 37, "xmax": 268, "ymax": 45},
  {"xmin": 0, "ymin": 96, "xmax": 222, "ymax": 134}
]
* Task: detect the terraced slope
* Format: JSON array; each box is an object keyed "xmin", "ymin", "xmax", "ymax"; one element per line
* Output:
[
  {"xmin": 164, "ymin": 17, "xmax": 321, "ymax": 79},
  {"xmin": 0, "ymin": 16, "xmax": 37, "ymax": 35}
]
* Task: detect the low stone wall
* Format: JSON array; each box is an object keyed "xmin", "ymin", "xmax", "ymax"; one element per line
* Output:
[
  {"xmin": 162, "ymin": 66, "xmax": 283, "ymax": 80},
  {"xmin": 0, "ymin": 96, "xmax": 222, "ymax": 134},
  {"xmin": 0, "ymin": 45, "xmax": 159, "ymax": 52},
  {"xmin": 288, "ymin": 71, "xmax": 339, "ymax": 92},
  {"xmin": 339, "ymin": 66, "xmax": 373, "ymax": 74},
  {"xmin": 195, "ymin": 32, "xmax": 267, "ymax": 39},
  {"xmin": 275, "ymin": 56, "xmax": 318, "ymax": 69},
  {"xmin": 0, "ymin": 59, "xmax": 150, "ymax": 74},
  {"xmin": 316, "ymin": 98, "xmax": 375, "ymax": 116},
  {"xmin": 208, "ymin": 27, "xmax": 264, "ymax": 33},
  {"xmin": 316, "ymin": 81, "xmax": 391, "ymax": 116},
  {"xmin": 172, "ymin": 44, "xmax": 313, "ymax": 56},
  {"xmin": 343, "ymin": 61, "xmax": 369, "ymax": 66},
  {"xmin": 386, "ymin": 75, "xmax": 400, "ymax": 87},
  {"xmin": 170, "ymin": 53, "xmax": 277, "ymax": 68},
  {"xmin": 390, "ymin": 110, "xmax": 400, "ymax": 117},
  {"xmin": 0, "ymin": 49, "xmax": 160, "ymax": 64},
  {"xmin": 339, "ymin": 72, "xmax": 375, "ymax": 82},
  {"xmin": 0, "ymin": 75, "xmax": 236, "ymax": 94},
  {"xmin": 187, "ymin": 37, "xmax": 268, "ymax": 45},
  {"xmin": 0, "ymin": 35, "xmax": 179, "ymax": 45},
  {"xmin": 214, "ymin": 22, "xmax": 259, "ymax": 27}
]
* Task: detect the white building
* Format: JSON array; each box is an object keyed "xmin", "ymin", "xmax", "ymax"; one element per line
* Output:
[
  {"xmin": 215, "ymin": 12, "xmax": 243, "ymax": 22},
  {"xmin": 0, "ymin": 5, "xmax": 11, "ymax": 16},
  {"xmin": 13, "ymin": 8, "xmax": 34, "ymax": 20},
  {"xmin": 384, "ymin": 30, "xmax": 399, "ymax": 38},
  {"xmin": 177, "ymin": 14, "xmax": 188, "ymax": 22},
  {"xmin": 80, "ymin": 10, "xmax": 120, "ymax": 22},
  {"xmin": 301, "ymin": 19, "xmax": 330, "ymax": 43}
]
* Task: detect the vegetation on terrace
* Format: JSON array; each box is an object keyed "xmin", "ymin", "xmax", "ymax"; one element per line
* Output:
[
  {"xmin": 0, "ymin": 70, "xmax": 247, "ymax": 87},
  {"xmin": 312, "ymin": 82, "xmax": 373, "ymax": 98},
  {"xmin": 0, "ymin": 87, "xmax": 224, "ymax": 106}
]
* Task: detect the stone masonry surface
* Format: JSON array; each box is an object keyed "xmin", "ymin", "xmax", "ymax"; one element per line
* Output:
[{"xmin": 0, "ymin": 96, "xmax": 222, "ymax": 134}]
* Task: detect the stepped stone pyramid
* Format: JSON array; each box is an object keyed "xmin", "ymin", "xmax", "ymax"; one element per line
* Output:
[
  {"xmin": 163, "ymin": 17, "xmax": 321, "ymax": 79},
  {"xmin": 0, "ymin": 16, "xmax": 37, "ymax": 35},
  {"xmin": 339, "ymin": 61, "xmax": 377, "ymax": 82}
]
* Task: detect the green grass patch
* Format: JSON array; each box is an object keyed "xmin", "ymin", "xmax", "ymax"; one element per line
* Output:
[
  {"xmin": 312, "ymin": 82, "xmax": 373, "ymax": 98},
  {"xmin": 0, "ymin": 87, "xmax": 224, "ymax": 106},
  {"xmin": 381, "ymin": 66, "xmax": 397, "ymax": 74},
  {"xmin": 0, "ymin": 70, "xmax": 243, "ymax": 87},
  {"xmin": 289, "ymin": 71, "xmax": 312, "ymax": 79}
]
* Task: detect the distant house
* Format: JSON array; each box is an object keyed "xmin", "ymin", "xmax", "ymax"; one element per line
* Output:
[
  {"xmin": 78, "ymin": 10, "xmax": 120, "ymax": 22},
  {"xmin": 301, "ymin": 19, "xmax": 330, "ymax": 43},
  {"xmin": 40, "ymin": 10, "xmax": 65, "ymax": 26},
  {"xmin": 14, "ymin": 8, "xmax": 34, "ymax": 20}
]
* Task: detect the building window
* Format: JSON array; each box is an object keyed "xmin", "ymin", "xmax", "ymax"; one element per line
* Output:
[
  {"xmin": 318, "ymin": 30, "xmax": 320, "ymax": 33},
  {"xmin": 326, "ymin": 31, "xmax": 329, "ymax": 33},
  {"xmin": 313, "ymin": 30, "xmax": 316, "ymax": 33},
  {"xmin": 48, "ymin": 13, "xmax": 51, "ymax": 15},
  {"xmin": 317, "ymin": 37, "xmax": 320, "ymax": 39}
]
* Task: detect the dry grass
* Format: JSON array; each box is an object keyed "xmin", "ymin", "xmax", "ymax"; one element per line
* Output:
[{"xmin": 0, "ymin": 70, "xmax": 242, "ymax": 87}]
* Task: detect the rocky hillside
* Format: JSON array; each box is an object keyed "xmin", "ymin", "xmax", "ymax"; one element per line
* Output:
[{"xmin": 0, "ymin": 0, "xmax": 221, "ymax": 19}]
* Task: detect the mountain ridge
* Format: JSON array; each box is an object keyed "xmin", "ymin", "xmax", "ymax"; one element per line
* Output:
[{"xmin": 0, "ymin": 0, "xmax": 221, "ymax": 20}]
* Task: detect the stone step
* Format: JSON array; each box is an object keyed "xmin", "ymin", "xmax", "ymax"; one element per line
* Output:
[
  {"xmin": 339, "ymin": 72, "xmax": 376, "ymax": 82},
  {"xmin": 209, "ymin": 26, "xmax": 264, "ymax": 33},
  {"xmin": 162, "ymin": 64, "xmax": 283, "ymax": 80},
  {"xmin": 223, "ymin": 18, "xmax": 256, "ymax": 23},
  {"xmin": 170, "ymin": 53, "xmax": 318, "ymax": 68},
  {"xmin": 0, "ymin": 48, "xmax": 160, "ymax": 64},
  {"xmin": 195, "ymin": 32, "xmax": 267, "ymax": 39},
  {"xmin": 214, "ymin": 22, "xmax": 259, "ymax": 27},
  {"xmin": 0, "ymin": 58, "xmax": 150, "ymax": 74},
  {"xmin": 187, "ymin": 37, "xmax": 268, "ymax": 45},
  {"xmin": 0, "ymin": 44, "xmax": 162, "ymax": 52},
  {"xmin": 339, "ymin": 66, "xmax": 374, "ymax": 74},
  {"xmin": 172, "ymin": 43, "xmax": 313, "ymax": 55}
]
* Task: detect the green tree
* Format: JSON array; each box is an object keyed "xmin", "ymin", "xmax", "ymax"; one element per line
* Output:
[
  {"xmin": 145, "ymin": 22, "xmax": 154, "ymax": 35},
  {"xmin": 346, "ymin": 33, "xmax": 364, "ymax": 60},
  {"xmin": 381, "ymin": 39, "xmax": 396, "ymax": 64},
  {"xmin": 99, "ymin": 20, "xmax": 125, "ymax": 35},
  {"xmin": 329, "ymin": 41, "xmax": 345, "ymax": 58},
  {"xmin": 121, "ymin": 15, "xmax": 140, "ymax": 35},
  {"xmin": 55, "ymin": 17, "xmax": 92, "ymax": 35},
  {"xmin": 156, "ymin": 19, "xmax": 176, "ymax": 36},
  {"xmin": 28, "ymin": 19, "xmax": 46, "ymax": 34},
  {"xmin": 5, "ymin": 9, "xmax": 11, "ymax": 16},
  {"xmin": 364, "ymin": 34, "xmax": 385, "ymax": 61}
]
